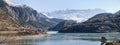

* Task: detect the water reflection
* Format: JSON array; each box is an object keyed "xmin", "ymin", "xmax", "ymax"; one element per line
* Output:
[{"xmin": 8, "ymin": 33, "xmax": 120, "ymax": 45}]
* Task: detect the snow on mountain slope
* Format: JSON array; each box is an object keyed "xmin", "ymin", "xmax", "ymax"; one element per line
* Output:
[
  {"xmin": 4, "ymin": 0, "xmax": 22, "ymax": 6},
  {"xmin": 44, "ymin": 9, "xmax": 106, "ymax": 22}
]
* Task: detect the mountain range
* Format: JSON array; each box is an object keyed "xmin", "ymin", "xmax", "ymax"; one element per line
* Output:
[
  {"xmin": 44, "ymin": 9, "xmax": 106, "ymax": 22},
  {"xmin": 0, "ymin": 0, "xmax": 64, "ymax": 35},
  {"xmin": 58, "ymin": 10, "xmax": 120, "ymax": 33},
  {"xmin": 1, "ymin": 0, "xmax": 119, "ymax": 34}
]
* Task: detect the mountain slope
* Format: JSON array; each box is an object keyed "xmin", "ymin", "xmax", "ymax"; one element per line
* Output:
[
  {"xmin": 0, "ymin": 0, "xmax": 19, "ymax": 28},
  {"xmin": 10, "ymin": 6, "xmax": 54, "ymax": 31},
  {"xmin": 39, "ymin": 13, "xmax": 64, "ymax": 25},
  {"xmin": 2, "ymin": 0, "xmax": 65, "ymax": 33},
  {"xmin": 49, "ymin": 20, "xmax": 76, "ymax": 31},
  {"xmin": 59, "ymin": 11, "xmax": 120, "ymax": 33},
  {"xmin": 0, "ymin": 0, "xmax": 40, "ymax": 35}
]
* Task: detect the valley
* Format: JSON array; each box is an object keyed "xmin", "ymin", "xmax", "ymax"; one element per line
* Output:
[{"xmin": 0, "ymin": 0, "xmax": 120, "ymax": 45}]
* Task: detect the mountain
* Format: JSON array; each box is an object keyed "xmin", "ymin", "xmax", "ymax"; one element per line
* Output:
[
  {"xmin": 58, "ymin": 10, "xmax": 120, "ymax": 33},
  {"xmin": 0, "ymin": 0, "xmax": 59, "ymax": 35},
  {"xmin": 44, "ymin": 9, "xmax": 106, "ymax": 22},
  {"xmin": 1, "ymin": 0, "xmax": 64, "ymax": 33},
  {"xmin": 0, "ymin": 0, "xmax": 18, "ymax": 28},
  {"xmin": 39, "ymin": 13, "xmax": 64, "ymax": 25},
  {"xmin": 9, "ymin": 4, "xmax": 55, "ymax": 32},
  {"xmin": 9, "ymin": 2, "xmax": 65, "ymax": 31},
  {"xmin": 49, "ymin": 20, "xmax": 76, "ymax": 31},
  {"xmin": 4, "ymin": 0, "xmax": 21, "ymax": 6},
  {"xmin": 0, "ymin": 0, "xmax": 41, "ymax": 35}
]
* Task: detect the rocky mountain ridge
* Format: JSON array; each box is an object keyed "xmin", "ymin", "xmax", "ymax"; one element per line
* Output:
[
  {"xmin": 58, "ymin": 11, "xmax": 120, "ymax": 33},
  {"xmin": 44, "ymin": 9, "xmax": 106, "ymax": 22},
  {"xmin": 0, "ymin": 0, "xmax": 60, "ymax": 35}
]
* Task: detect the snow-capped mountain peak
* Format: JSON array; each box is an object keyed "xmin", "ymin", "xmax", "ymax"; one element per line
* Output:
[
  {"xmin": 44, "ymin": 9, "xmax": 106, "ymax": 23},
  {"xmin": 4, "ymin": 0, "xmax": 22, "ymax": 6},
  {"xmin": 42, "ymin": 12, "xmax": 53, "ymax": 18}
]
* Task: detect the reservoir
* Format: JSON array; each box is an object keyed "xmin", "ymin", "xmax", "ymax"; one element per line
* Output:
[{"xmin": 8, "ymin": 31, "xmax": 120, "ymax": 45}]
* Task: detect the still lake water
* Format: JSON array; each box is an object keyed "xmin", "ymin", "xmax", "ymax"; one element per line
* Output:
[{"xmin": 8, "ymin": 31, "xmax": 120, "ymax": 45}]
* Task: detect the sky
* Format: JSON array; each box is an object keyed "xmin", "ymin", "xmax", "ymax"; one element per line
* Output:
[{"xmin": 11, "ymin": 0, "xmax": 120, "ymax": 13}]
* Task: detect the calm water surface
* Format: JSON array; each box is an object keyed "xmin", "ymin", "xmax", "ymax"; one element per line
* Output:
[{"xmin": 8, "ymin": 32, "xmax": 120, "ymax": 45}]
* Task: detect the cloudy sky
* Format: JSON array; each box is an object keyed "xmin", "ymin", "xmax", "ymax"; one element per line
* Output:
[{"xmin": 10, "ymin": 0, "xmax": 120, "ymax": 13}]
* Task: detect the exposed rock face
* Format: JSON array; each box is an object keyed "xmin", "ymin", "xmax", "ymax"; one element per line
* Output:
[
  {"xmin": 0, "ymin": 0, "xmax": 55, "ymax": 35},
  {"xmin": 0, "ymin": 0, "xmax": 41, "ymax": 35},
  {"xmin": 0, "ymin": 0, "xmax": 65, "ymax": 34},
  {"xmin": 0, "ymin": 0, "xmax": 19, "ymax": 28},
  {"xmin": 10, "ymin": 5, "xmax": 65, "ymax": 31},
  {"xmin": 59, "ymin": 12, "xmax": 120, "ymax": 33},
  {"xmin": 10, "ymin": 6, "xmax": 54, "ymax": 31}
]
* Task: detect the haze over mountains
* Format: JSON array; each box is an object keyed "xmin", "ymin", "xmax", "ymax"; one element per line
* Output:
[{"xmin": 44, "ymin": 9, "xmax": 106, "ymax": 22}]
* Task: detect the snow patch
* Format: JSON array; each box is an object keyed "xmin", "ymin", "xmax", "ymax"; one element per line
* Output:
[
  {"xmin": 42, "ymin": 12, "xmax": 53, "ymax": 18},
  {"xmin": 44, "ymin": 9, "xmax": 106, "ymax": 23},
  {"xmin": 4, "ymin": 0, "xmax": 22, "ymax": 6}
]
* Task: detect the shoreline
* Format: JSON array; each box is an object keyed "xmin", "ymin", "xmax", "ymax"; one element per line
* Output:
[
  {"xmin": 0, "ymin": 34, "xmax": 50, "ymax": 44},
  {"xmin": 12, "ymin": 34, "xmax": 50, "ymax": 40}
]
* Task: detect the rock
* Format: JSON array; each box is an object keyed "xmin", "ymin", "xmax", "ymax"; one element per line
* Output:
[{"xmin": 106, "ymin": 42, "xmax": 114, "ymax": 45}]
